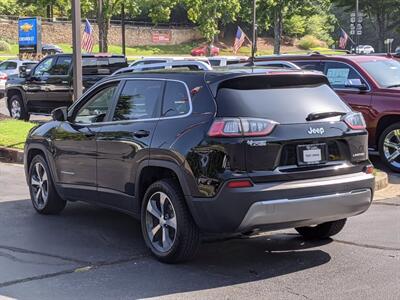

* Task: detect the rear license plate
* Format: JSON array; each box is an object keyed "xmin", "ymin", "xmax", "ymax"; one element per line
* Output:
[{"xmin": 297, "ymin": 144, "xmax": 327, "ymax": 165}]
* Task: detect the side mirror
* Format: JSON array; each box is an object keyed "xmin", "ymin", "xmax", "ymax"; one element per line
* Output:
[
  {"xmin": 345, "ymin": 79, "xmax": 369, "ymax": 91},
  {"xmin": 51, "ymin": 107, "xmax": 68, "ymax": 122},
  {"xmin": 19, "ymin": 66, "xmax": 31, "ymax": 78}
]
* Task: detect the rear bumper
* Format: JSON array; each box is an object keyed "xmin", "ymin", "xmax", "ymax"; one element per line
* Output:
[
  {"xmin": 238, "ymin": 188, "xmax": 371, "ymax": 232},
  {"xmin": 188, "ymin": 172, "xmax": 374, "ymax": 233}
]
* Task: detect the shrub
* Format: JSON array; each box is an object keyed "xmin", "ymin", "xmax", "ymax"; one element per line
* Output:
[
  {"xmin": 297, "ymin": 35, "xmax": 327, "ymax": 50},
  {"xmin": 0, "ymin": 40, "xmax": 11, "ymax": 52}
]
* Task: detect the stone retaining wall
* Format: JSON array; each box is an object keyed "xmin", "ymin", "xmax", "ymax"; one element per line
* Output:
[{"xmin": 0, "ymin": 19, "xmax": 202, "ymax": 46}]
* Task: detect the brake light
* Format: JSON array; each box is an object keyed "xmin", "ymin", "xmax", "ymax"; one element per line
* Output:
[
  {"xmin": 227, "ymin": 180, "xmax": 253, "ymax": 188},
  {"xmin": 0, "ymin": 73, "xmax": 7, "ymax": 80},
  {"xmin": 208, "ymin": 118, "xmax": 278, "ymax": 137},
  {"xmin": 364, "ymin": 165, "xmax": 374, "ymax": 174},
  {"xmin": 343, "ymin": 112, "xmax": 366, "ymax": 130}
]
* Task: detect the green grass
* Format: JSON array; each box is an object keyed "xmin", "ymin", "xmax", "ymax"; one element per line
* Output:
[
  {"xmin": 0, "ymin": 42, "xmax": 345, "ymax": 61},
  {"xmin": 0, "ymin": 119, "xmax": 36, "ymax": 149}
]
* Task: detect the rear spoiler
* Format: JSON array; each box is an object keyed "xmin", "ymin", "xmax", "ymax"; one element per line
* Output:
[{"xmin": 207, "ymin": 72, "xmax": 330, "ymax": 97}]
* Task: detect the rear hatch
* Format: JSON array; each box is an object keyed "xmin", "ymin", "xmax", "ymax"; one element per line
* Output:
[{"xmin": 210, "ymin": 73, "xmax": 369, "ymax": 183}]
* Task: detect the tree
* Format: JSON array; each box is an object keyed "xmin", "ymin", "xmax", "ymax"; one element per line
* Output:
[
  {"xmin": 238, "ymin": 0, "xmax": 334, "ymax": 54},
  {"xmin": 96, "ymin": 0, "xmax": 139, "ymax": 52},
  {"xmin": 0, "ymin": 0, "xmax": 25, "ymax": 15},
  {"xmin": 141, "ymin": 0, "xmax": 178, "ymax": 24},
  {"xmin": 17, "ymin": 0, "xmax": 94, "ymax": 18},
  {"xmin": 183, "ymin": 0, "xmax": 241, "ymax": 42},
  {"xmin": 333, "ymin": 0, "xmax": 400, "ymax": 52}
]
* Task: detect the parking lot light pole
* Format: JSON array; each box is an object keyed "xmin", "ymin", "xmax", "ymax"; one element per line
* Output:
[{"xmin": 72, "ymin": 0, "xmax": 83, "ymax": 100}]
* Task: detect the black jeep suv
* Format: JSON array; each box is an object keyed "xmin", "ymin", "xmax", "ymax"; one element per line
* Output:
[
  {"xmin": 24, "ymin": 69, "xmax": 375, "ymax": 262},
  {"xmin": 6, "ymin": 54, "xmax": 127, "ymax": 120}
]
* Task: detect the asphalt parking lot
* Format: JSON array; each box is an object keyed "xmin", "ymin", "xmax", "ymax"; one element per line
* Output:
[
  {"xmin": 0, "ymin": 161, "xmax": 399, "ymax": 300},
  {"xmin": 0, "ymin": 97, "xmax": 400, "ymax": 299}
]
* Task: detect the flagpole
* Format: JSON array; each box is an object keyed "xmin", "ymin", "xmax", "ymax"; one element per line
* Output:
[
  {"xmin": 251, "ymin": 0, "xmax": 257, "ymax": 63},
  {"xmin": 72, "ymin": 0, "xmax": 83, "ymax": 100}
]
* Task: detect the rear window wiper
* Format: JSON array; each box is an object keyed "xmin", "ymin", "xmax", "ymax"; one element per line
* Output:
[{"xmin": 306, "ymin": 111, "xmax": 347, "ymax": 122}]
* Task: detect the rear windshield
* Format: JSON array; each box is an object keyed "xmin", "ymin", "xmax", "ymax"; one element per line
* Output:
[
  {"xmin": 216, "ymin": 84, "xmax": 350, "ymax": 124},
  {"xmin": 83, "ymin": 57, "xmax": 127, "ymax": 75}
]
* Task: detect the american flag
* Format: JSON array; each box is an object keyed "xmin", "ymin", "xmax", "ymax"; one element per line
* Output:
[
  {"xmin": 233, "ymin": 26, "xmax": 247, "ymax": 54},
  {"xmin": 82, "ymin": 19, "xmax": 94, "ymax": 53},
  {"xmin": 339, "ymin": 28, "xmax": 349, "ymax": 49}
]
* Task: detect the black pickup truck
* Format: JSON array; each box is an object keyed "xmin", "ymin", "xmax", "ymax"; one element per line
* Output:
[{"xmin": 5, "ymin": 54, "xmax": 128, "ymax": 120}]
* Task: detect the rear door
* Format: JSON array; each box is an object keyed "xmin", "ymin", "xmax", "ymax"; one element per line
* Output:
[
  {"xmin": 96, "ymin": 79, "xmax": 164, "ymax": 211},
  {"xmin": 45, "ymin": 55, "xmax": 73, "ymax": 106}
]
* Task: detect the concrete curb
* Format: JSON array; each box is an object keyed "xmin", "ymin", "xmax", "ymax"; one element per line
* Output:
[
  {"xmin": 374, "ymin": 171, "xmax": 389, "ymax": 191},
  {"xmin": 0, "ymin": 147, "xmax": 24, "ymax": 164},
  {"xmin": 0, "ymin": 146, "xmax": 390, "ymax": 191}
]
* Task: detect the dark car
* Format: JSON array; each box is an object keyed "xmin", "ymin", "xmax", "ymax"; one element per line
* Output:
[
  {"xmin": 24, "ymin": 69, "xmax": 374, "ymax": 263},
  {"xmin": 255, "ymin": 54, "xmax": 400, "ymax": 172},
  {"xmin": 42, "ymin": 44, "xmax": 63, "ymax": 55},
  {"xmin": 5, "ymin": 54, "xmax": 128, "ymax": 120}
]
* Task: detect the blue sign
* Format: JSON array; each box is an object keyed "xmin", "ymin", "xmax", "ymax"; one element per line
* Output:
[{"xmin": 18, "ymin": 17, "xmax": 42, "ymax": 54}]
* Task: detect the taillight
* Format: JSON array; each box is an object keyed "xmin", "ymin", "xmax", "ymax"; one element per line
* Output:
[
  {"xmin": 0, "ymin": 73, "xmax": 7, "ymax": 80},
  {"xmin": 208, "ymin": 118, "xmax": 278, "ymax": 137},
  {"xmin": 227, "ymin": 179, "xmax": 253, "ymax": 188},
  {"xmin": 343, "ymin": 112, "xmax": 366, "ymax": 130}
]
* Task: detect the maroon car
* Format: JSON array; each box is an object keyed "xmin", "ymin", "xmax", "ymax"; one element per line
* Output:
[
  {"xmin": 256, "ymin": 54, "xmax": 400, "ymax": 172},
  {"xmin": 191, "ymin": 44, "xmax": 220, "ymax": 57}
]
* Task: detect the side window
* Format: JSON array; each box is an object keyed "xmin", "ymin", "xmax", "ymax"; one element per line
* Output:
[
  {"xmin": 294, "ymin": 61, "xmax": 323, "ymax": 72},
  {"xmin": 0, "ymin": 62, "xmax": 8, "ymax": 70},
  {"xmin": 143, "ymin": 60, "xmax": 166, "ymax": 65},
  {"xmin": 324, "ymin": 62, "xmax": 366, "ymax": 89},
  {"xmin": 33, "ymin": 57, "xmax": 56, "ymax": 77},
  {"xmin": 50, "ymin": 56, "xmax": 72, "ymax": 76},
  {"xmin": 209, "ymin": 60, "xmax": 220, "ymax": 66},
  {"xmin": 74, "ymin": 84, "xmax": 118, "ymax": 124},
  {"xmin": 113, "ymin": 80, "xmax": 163, "ymax": 121},
  {"xmin": 6, "ymin": 62, "xmax": 17, "ymax": 70},
  {"xmin": 162, "ymin": 81, "xmax": 190, "ymax": 117}
]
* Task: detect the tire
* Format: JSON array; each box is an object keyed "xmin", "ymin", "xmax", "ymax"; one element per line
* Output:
[
  {"xmin": 28, "ymin": 155, "xmax": 66, "ymax": 214},
  {"xmin": 141, "ymin": 179, "xmax": 200, "ymax": 263},
  {"xmin": 378, "ymin": 122, "xmax": 400, "ymax": 173},
  {"xmin": 8, "ymin": 94, "xmax": 29, "ymax": 121},
  {"xmin": 295, "ymin": 219, "xmax": 347, "ymax": 239}
]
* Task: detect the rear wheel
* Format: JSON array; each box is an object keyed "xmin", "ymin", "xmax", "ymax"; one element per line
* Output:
[
  {"xmin": 378, "ymin": 122, "xmax": 400, "ymax": 172},
  {"xmin": 9, "ymin": 94, "xmax": 29, "ymax": 121},
  {"xmin": 295, "ymin": 219, "xmax": 347, "ymax": 239},
  {"xmin": 141, "ymin": 179, "xmax": 200, "ymax": 263},
  {"xmin": 28, "ymin": 155, "xmax": 66, "ymax": 214}
]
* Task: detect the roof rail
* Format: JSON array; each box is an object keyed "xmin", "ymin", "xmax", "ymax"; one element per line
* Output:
[{"xmin": 113, "ymin": 60, "xmax": 212, "ymax": 75}]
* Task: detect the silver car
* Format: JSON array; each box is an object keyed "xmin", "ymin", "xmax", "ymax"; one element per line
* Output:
[{"xmin": 0, "ymin": 60, "xmax": 37, "ymax": 97}]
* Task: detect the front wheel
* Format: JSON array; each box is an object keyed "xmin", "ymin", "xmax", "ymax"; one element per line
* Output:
[
  {"xmin": 28, "ymin": 155, "xmax": 66, "ymax": 214},
  {"xmin": 141, "ymin": 179, "xmax": 200, "ymax": 263},
  {"xmin": 9, "ymin": 94, "xmax": 29, "ymax": 121},
  {"xmin": 295, "ymin": 219, "xmax": 347, "ymax": 239},
  {"xmin": 378, "ymin": 122, "xmax": 400, "ymax": 172}
]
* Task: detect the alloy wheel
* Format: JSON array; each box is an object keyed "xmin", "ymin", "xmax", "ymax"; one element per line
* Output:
[
  {"xmin": 383, "ymin": 129, "xmax": 400, "ymax": 169},
  {"xmin": 11, "ymin": 99, "xmax": 21, "ymax": 119},
  {"xmin": 30, "ymin": 162, "xmax": 49, "ymax": 210},
  {"xmin": 145, "ymin": 191, "xmax": 177, "ymax": 253}
]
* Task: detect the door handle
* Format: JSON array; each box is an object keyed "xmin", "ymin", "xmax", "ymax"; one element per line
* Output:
[{"xmin": 133, "ymin": 130, "xmax": 150, "ymax": 138}]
